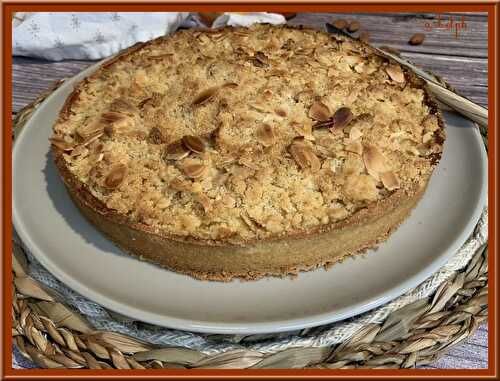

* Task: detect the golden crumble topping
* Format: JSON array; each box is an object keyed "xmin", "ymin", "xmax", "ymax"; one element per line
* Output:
[{"xmin": 51, "ymin": 24, "xmax": 444, "ymax": 243}]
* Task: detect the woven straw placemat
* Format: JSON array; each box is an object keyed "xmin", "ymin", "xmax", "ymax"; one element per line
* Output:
[{"xmin": 11, "ymin": 79, "xmax": 488, "ymax": 370}]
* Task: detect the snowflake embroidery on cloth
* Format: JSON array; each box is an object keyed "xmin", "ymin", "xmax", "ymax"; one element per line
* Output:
[
  {"xmin": 129, "ymin": 24, "xmax": 138, "ymax": 34},
  {"xmin": 111, "ymin": 13, "xmax": 121, "ymax": 22},
  {"xmin": 27, "ymin": 21, "xmax": 40, "ymax": 38},
  {"xmin": 70, "ymin": 14, "xmax": 81, "ymax": 30},
  {"xmin": 54, "ymin": 37, "xmax": 65, "ymax": 49},
  {"xmin": 94, "ymin": 30, "xmax": 106, "ymax": 44},
  {"xmin": 13, "ymin": 38, "xmax": 22, "ymax": 52}
]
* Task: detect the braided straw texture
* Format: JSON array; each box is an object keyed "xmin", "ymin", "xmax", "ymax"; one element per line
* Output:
[{"xmin": 12, "ymin": 79, "xmax": 488, "ymax": 369}]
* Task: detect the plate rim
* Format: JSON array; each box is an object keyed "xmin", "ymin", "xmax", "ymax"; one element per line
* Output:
[{"xmin": 12, "ymin": 61, "xmax": 488, "ymax": 334}]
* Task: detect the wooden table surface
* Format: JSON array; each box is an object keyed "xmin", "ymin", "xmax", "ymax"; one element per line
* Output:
[{"xmin": 12, "ymin": 12, "xmax": 488, "ymax": 369}]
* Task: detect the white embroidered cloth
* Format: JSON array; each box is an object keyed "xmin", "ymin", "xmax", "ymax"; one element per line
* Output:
[{"xmin": 12, "ymin": 12, "xmax": 286, "ymax": 61}]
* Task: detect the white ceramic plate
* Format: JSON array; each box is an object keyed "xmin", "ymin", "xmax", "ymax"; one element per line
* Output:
[{"xmin": 13, "ymin": 62, "xmax": 487, "ymax": 334}]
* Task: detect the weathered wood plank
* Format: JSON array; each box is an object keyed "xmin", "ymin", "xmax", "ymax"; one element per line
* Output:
[
  {"xmin": 419, "ymin": 325, "xmax": 489, "ymax": 369},
  {"xmin": 465, "ymin": 325, "xmax": 489, "ymax": 348},
  {"xmin": 364, "ymin": 13, "xmax": 487, "ymax": 19},
  {"xmin": 399, "ymin": 52, "xmax": 488, "ymax": 106},
  {"xmin": 12, "ymin": 58, "xmax": 93, "ymax": 113},
  {"xmin": 289, "ymin": 13, "xmax": 488, "ymax": 58}
]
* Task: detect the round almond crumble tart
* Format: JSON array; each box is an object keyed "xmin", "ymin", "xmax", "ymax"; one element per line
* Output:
[{"xmin": 51, "ymin": 24, "xmax": 445, "ymax": 281}]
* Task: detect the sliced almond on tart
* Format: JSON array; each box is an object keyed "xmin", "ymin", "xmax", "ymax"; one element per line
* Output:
[
  {"xmin": 362, "ymin": 144, "xmax": 387, "ymax": 180},
  {"xmin": 192, "ymin": 87, "xmax": 219, "ymax": 106},
  {"xmin": 182, "ymin": 135, "xmax": 206, "ymax": 154},
  {"xmin": 104, "ymin": 164, "xmax": 127, "ymax": 189},
  {"xmin": 180, "ymin": 162, "xmax": 208, "ymax": 179},
  {"xmin": 163, "ymin": 141, "xmax": 190, "ymax": 161},
  {"xmin": 308, "ymin": 101, "xmax": 331, "ymax": 122},
  {"xmin": 380, "ymin": 171, "xmax": 400, "ymax": 191},
  {"xmin": 289, "ymin": 141, "xmax": 321, "ymax": 173},
  {"xmin": 256, "ymin": 124, "xmax": 276, "ymax": 147},
  {"xmin": 385, "ymin": 65, "xmax": 405, "ymax": 83}
]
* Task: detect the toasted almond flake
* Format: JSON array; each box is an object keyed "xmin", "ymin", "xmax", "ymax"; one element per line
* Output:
[
  {"xmin": 291, "ymin": 122, "xmax": 314, "ymax": 140},
  {"xmin": 249, "ymin": 103, "xmax": 270, "ymax": 113},
  {"xmin": 76, "ymin": 122, "xmax": 104, "ymax": 141},
  {"xmin": 422, "ymin": 131, "xmax": 434, "ymax": 144},
  {"xmin": 409, "ymin": 33, "xmax": 425, "ymax": 45},
  {"xmin": 252, "ymin": 51, "xmax": 269, "ymax": 67},
  {"xmin": 101, "ymin": 112, "xmax": 127, "ymax": 124},
  {"xmin": 222, "ymin": 82, "xmax": 238, "ymax": 89},
  {"xmin": 109, "ymin": 98, "xmax": 138, "ymax": 115},
  {"xmin": 89, "ymin": 152, "xmax": 104, "ymax": 163},
  {"xmin": 49, "ymin": 137, "xmax": 75, "ymax": 151},
  {"xmin": 308, "ymin": 101, "xmax": 331, "ymax": 122},
  {"xmin": 163, "ymin": 141, "xmax": 190, "ymax": 161},
  {"xmin": 296, "ymin": 47, "xmax": 315, "ymax": 56},
  {"xmin": 180, "ymin": 162, "xmax": 208, "ymax": 179},
  {"xmin": 147, "ymin": 127, "xmax": 168, "ymax": 144},
  {"xmin": 363, "ymin": 144, "xmax": 388, "ymax": 180},
  {"xmin": 275, "ymin": 108, "xmax": 287, "ymax": 117},
  {"xmin": 293, "ymin": 89, "xmax": 314, "ymax": 103},
  {"xmin": 349, "ymin": 126, "xmax": 363, "ymax": 140},
  {"xmin": 386, "ymin": 65, "xmax": 405, "ymax": 83},
  {"xmin": 192, "ymin": 87, "xmax": 219, "ymax": 106},
  {"xmin": 191, "ymin": 182, "xmax": 203, "ymax": 193},
  {"xmin": 314, "ymin": 48, "xmax": 333, "ymax": 66},
  {"xmin": 213, "ymin": 171, "xmax": 230, "ymax": 186},
  {"xmin": 81, "ymin": 132, "xmax": 104, "ymax": 146},
  {"xmin": 241, "ymin": 212, "xmax": 259, "ymax": 231},
  {"xmin": 380, "ymin": 171, "xmax": 400, "ymax": 190},
  {"xmin": 347, "ymin": 20, "xmax": 361, "ymax": 32},
  {"xmin": 332, "ymin": 19, "xmax": 347, "ymax": 30},
  {"xmin": 169, "ymin": 178, "xmax": 192, "ymax": 192},
  {"xmin": 289, "ymin": 142, "xmax": 321, "ymax": 173},
  {"xmin": 345, "ymin": 140, "xmax": 363, "ymax": 155},
  {"xmin": 344, "ymin": 55, "xmax": 362, "ymax": 67},
  {"xmin": 196, "ymin": 193, "xmax": 212, "ymax": 213},
  {"xmin": 331, "ymin": 107, "xmax": 354, "ymax": 130},
  {"xmin": 263, "ymin": 89, "xmax": 273, "ymax": 100},
  {"xmin": 138, "ymin": 97, "xmax": 155, "ymax": 109},
  {"xmin": 156, "ymin": 198, "xmax": 171, "ymax": 209},
  {"xmin": 182, "ymin": 135, "xmax": 206, "ymax": 154},
  {"xmin": 315, "ymin": 145, "xmax": 332, "ymax": 158},
  {"xmin": 197, "ymin": 32, "xmax": 212, "ymax": 44},
  {"xmin": 146, "ymin": 53, "xmax": 174, "ymax": 61},
  {"xmin": 256, "ymin": 124, "xmax": 275, "ymax": 147},
  {"xmin": 239, "ymin": 155, "xmax": 261, "ymax": 170},
  {"xmin": 104, "ymin": 164, "xmax": 127, "ymax": 189},
  {"xmin": 70, "ymin": 145, "xmax": 88, "ymax": 158},
  {"xmin": 289, "ymin": 143, "xmax": 308, "ymax": 169},
  {"xmin": 265, "ymin": 69, "xmax": 287, "ymax": 78}
]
